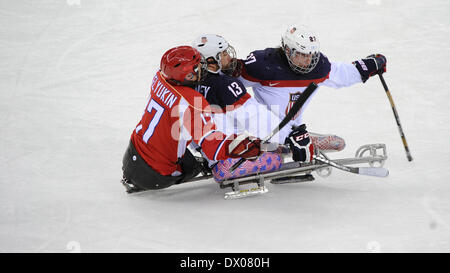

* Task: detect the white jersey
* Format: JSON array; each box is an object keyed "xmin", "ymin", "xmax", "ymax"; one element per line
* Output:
[{"xmin": 212, "ymin": 95, "xmax": 292, "ymax": 144}]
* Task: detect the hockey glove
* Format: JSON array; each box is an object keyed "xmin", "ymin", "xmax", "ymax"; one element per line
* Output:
[
  {"xmin": 285, "ymin": 124, "xmax": 315, "ymax": 163},
  {"xmin": 227, "ymin": 132, "xmax": 262, "ymax": 159},
  {"xmin": 353, "ymin": 54, "xmax": 387, "ymax": 83}
]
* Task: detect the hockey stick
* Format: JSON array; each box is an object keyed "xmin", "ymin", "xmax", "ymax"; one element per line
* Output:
[
  {"xmin": 229, "ymin": 82, "xmax": 318, "ymax": 172},
  {"xmin": 313, "ymin": 155, "xmax": 389, "ymax": 177},
  {"xmin": 378, "ymin": 73, "xmax": 413, "ymax": 162}
]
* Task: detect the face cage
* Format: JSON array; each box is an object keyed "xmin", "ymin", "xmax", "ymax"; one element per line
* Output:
[
  {"xmin": 282, "ymin": 42, "xmax": 320, "ymax": 74},
  {"xmin": 215, "ymin": 45, "xmax": 237, "ymax": 75},
  {"xmin": 181, "ymin": 59, "xmax": 207, "ymax": 86},
  {"xmin": 196, "ymin": 59, "xmax": 208, "ymax": 83}
]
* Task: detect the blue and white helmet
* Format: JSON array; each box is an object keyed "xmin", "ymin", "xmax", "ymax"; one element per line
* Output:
[{"xmin": 281, "ymin": 24, "xmax": 321, "ymax": 74}]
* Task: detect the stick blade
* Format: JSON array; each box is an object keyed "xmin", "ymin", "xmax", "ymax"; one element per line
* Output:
[{"xmin": 358, "ymin": 167, "xmax": 389, "ymax": 177}]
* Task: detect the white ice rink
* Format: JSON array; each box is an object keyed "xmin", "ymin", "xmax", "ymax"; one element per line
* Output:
[{"xmin": 1, "ymin": 0, "xmax": 450, "ymax": 252}]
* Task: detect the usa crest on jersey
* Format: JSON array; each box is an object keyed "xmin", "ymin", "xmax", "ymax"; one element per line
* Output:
[{"xmin": 285, "ymin": 92, "xmax": 302, "ymax": 120}]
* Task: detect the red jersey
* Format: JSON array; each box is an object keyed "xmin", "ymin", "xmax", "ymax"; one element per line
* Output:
[{"xmin": 131, "ymin": 71, "xmax": 231, "ymax": 176}]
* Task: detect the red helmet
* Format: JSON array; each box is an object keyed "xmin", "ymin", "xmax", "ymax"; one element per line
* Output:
[{"xmin": 160, "ymin": 46, "xmax": 204, "ymax": 85}]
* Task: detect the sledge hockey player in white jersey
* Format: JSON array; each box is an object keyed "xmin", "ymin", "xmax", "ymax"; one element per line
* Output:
[
  {"xmin": 232, "ymin": 24, "xmax": 387, "ymax": 152},
  {"xmin": 191, "ymin": 34, "xmax": 293, "ymax": 145},
  {"xmin": 191, "ymin": 34, "xmax": 315, "ymax": 172}
]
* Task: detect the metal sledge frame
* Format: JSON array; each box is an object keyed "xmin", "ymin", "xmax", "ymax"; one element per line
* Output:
[
  {"xmin": 217, "ymin": 143, "xmax": 388, "ymax": 199},
  {"xmin": 124, "ymin": 144, "xmax": 388, "ymax": 199}
]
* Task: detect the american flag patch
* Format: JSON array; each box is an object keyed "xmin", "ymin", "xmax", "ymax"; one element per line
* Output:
[{"xmin": 285, "ymin": 92, "xmax": 302, "ymax": 120}]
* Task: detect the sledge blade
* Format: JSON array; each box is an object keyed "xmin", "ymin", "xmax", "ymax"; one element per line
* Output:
[
  {"xmin": 270, "ymin": 174, "xmax": 315, "ymax": 184},
  {"xmin": 358, "ymin": 167, "xmax": 389, "ymax": 177},
  {"xmin": 224, "ymin": 185, "xmax": 268, "ymax": 200}
]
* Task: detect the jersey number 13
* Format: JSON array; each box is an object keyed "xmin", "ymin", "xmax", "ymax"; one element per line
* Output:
[{"xmin": 228, "ymin": 82, "xmax": 243, "ymax": 97}]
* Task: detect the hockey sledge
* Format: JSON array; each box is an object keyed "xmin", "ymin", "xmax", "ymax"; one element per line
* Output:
[
  {"xmin": 208, "ymin": 143, "xmax": 388, "ymax": 199},
  {"xmin": 122, "ymin": 143, "xmax": 388, "ymax": 199}
]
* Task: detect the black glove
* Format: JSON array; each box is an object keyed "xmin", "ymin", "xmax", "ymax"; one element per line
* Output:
[
  {"xmin": 284, "ymin": 124, "xmax": 314, "ymax": 163},
  {"xmin": 353, "ymin": 54, "xmax": 387, "ymax": 83}
]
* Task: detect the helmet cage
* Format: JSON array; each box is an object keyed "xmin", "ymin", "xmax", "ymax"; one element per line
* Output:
[
  {"xmin": 217, "ymin": 45, "xmax": 237, "ymax": 76},
  {"xmin": 281, "ymin": 40, "xmax": 320, "ymax": 74},
  {"xmin": 281, "ymin": 24, "xmax": 321, "ymax": 74},
  {"xmin": 177, "ymin": 57, "xmax": 208, "ymax": 86}
]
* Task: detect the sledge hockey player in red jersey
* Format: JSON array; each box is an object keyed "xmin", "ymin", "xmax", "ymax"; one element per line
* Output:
[
  {"xmin": 121, "ymin": 46, "xmax": 264, "ymax": 193},
  {"xmin": 231, "ymin": 24, "xmax": 387, "ymax": 152}
]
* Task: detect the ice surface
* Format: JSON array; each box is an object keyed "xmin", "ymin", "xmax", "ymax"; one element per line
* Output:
[{"xmin": 1, "ymin": 0, "xmax": 450, "ymax": 252}]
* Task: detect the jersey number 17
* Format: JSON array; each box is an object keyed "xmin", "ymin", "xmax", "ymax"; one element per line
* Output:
[{"xmin": 136, "ymin": 99, "xmax": 165, "ymax": 143}]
